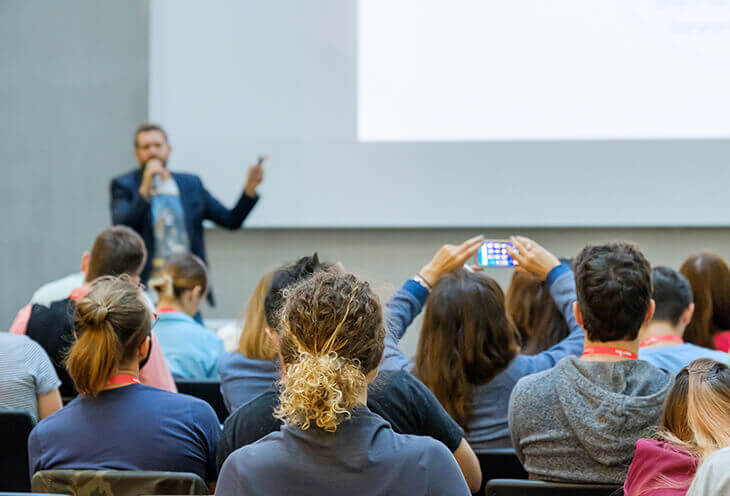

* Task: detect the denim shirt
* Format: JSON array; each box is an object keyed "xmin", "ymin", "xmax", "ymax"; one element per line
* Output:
[{"xmin": 380, "ymin": 265, "xmax": 584, "ymax": 450}]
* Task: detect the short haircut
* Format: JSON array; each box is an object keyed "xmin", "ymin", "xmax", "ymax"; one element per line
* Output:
[
  {"xmin": 134, "ymin": 123, "xmax": 168, "ymax": 148},
  {"xmin": 574, "ymin": 242, "xmax": 652, "ymax": 342},
  {"xmin": 651, "ymin": 266, "xmax": 693, "ymax": 326},
  {"xmin": 85, "ymin": 226, "xmax": 147, "ymax": 282},
  {"xmin": 263, "ymin": 254, "xmax": 330, "ymax": 330}
]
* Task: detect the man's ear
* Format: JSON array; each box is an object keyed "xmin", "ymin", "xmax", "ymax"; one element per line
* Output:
[
  {"xmin": 680, "ymin": 303, "xmax": 695, "ymax": 327},
  {"xmin": 80, "ymin": 251, "xmax": 91, "ymax": 276},
  {"xmin": 573, "ymin": 301, "xmax": 584, "ymax": 329},
  {"xmin": 644, "ymin": 299, "xmax": 656, "ymax": 324},
  {"xmin": 265, "ymin": 327, "xmax": 281, "ymax": 352}
]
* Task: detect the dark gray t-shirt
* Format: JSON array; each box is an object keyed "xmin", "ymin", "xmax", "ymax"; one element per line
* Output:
[{"xmin": 216, "ymin": 406, "xmax": 470, "ymax": 496}]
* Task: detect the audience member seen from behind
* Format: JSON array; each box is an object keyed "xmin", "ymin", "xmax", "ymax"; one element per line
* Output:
[
  {"xmin": 625, "ymin": 359, "xmax": 730, "ymax": 496},
  {"xmin": 217, "ymin": 272, "xmax": 277, "ymax": 412},
  {"xmin": 638, "ymin": 267, "xmax": 728, "ymax": 373},
  {"xmin": 509, "ymin": 242, "xmax": 674, "ymax": 484},
  {"xmin": 216, "ymin": 251, "xmax": 481, "ymax": 492},
  {"xmin": 218, "ymin": 255, "xmax": 337, "ymax": 412},
  {"xmin": 680, "ymin": 253, "xmax": 730, "ymax": 352},
  {"xmin": 0, "ymin": 333, "xmax": 62, "ymax": 422},
  {"xmin": 686, "ymin": 446, "xmax": 730, "ymax": 496},
  {"xmin": 506, "ymin": 268, "xmax": 571, "ymax": 355},
  {"xmin": 150, "ymin": 254, "xmax": 224, "ymax": 380},
  {"xmin": 10, "ymin": 226, "xmax": 176, "ymax": 395},
  {"xmin": 28, "ymin": 277, "xmax": 220, "ymax": 486},
  {"xmin": 381, "ymin": 235, "xmax": 584, "ymax": 450},
  {"xmin": 216, "ymin": 271, "xmax": 471, "ymax": 496}
]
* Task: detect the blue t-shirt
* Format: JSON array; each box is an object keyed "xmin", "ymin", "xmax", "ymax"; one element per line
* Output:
[
  {"xmin": 216, "ymin": 406, "xmax": 470, "ymax": 496},
  {"xmin": 639, "ymin": 343, "xmax": 729, "ymax": 374},
  {"xmin": 154, "ymin": 311, "xmax": 225, "ymax": 380},
  {"xmin": 217, "ymin": 352, "xmax": 280, "ymax": 413},
  {"xmin": 28, "ymin": 384, "xmax": 220, "ymax": 482}
]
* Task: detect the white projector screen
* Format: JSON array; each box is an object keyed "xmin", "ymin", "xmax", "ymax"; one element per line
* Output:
[
  {"xmin": 359, "ymin": 0, "xmax": 730, "ymax": 142},
  {"xmin": 149, "ymin": 0, "xmax": 730, "ymax": 228}
]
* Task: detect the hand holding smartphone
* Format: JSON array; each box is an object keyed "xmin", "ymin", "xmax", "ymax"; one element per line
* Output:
[{"xmin": 477, "ymin": 240, "xmax": 519, "ymax": 268}]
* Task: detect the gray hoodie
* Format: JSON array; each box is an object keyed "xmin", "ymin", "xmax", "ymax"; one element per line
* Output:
[{"xmin": 508, "ymin": 356, "xmax": 673, "ymax": 484}]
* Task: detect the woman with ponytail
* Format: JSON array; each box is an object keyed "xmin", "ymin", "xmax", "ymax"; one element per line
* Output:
[
  {"xmin": 28, "ymin": 276, "xmax": 220, "ymax": 485},
  {"xmin": 216, "ymin": 271, "xmax": 470, "ymax": 496},
  {"xmin": 150, "ymin": 254, "xmax": 224, "ymax": 379},
  {"xmin": 624, "ymin": 358, "xmax": 730, "ymax": 496}
]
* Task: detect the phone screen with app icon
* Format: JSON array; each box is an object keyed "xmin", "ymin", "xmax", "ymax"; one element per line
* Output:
[{"xmin": 477, "ymin": 240, "xmax": 518, "ymax": 267}]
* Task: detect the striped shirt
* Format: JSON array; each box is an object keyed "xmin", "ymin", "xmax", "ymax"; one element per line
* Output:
[{"xmin": 0, "ymin": 333, "xmax": 61, "ymax": 422}]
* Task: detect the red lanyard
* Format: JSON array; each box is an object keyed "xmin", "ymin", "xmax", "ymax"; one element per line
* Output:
[
  {"xmin": 582, "ymin": 346, "xmax": 638, "ymax": 360},
  {"xmin": 106, "ymin": 375, "xmax": 140, "ymax": 386},
  {"xmin": 68, "ymin": 286, "xmax": 90, "ymax": 302},
  {"xmin": 156, "ymin": 307, "xmax": 178, "ymax": 314},
  {"xmin": 640, "ymin": 335, "xmax": 684, "ymax": 348}
]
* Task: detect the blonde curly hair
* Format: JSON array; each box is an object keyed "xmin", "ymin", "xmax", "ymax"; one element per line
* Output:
[{"xmin": 274, "ymin": 271, "xmax": 385, "ymax": 432}]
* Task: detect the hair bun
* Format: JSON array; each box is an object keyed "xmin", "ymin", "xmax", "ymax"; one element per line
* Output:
[{"xmin": 84, "ymin": 302, "xmax": 110, "ymax": 328}]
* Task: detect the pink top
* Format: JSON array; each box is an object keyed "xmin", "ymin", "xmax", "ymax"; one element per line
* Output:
[
  {"xmin": 10, "ymin": 299, "xmax": 177, "ymax": 394},
  {"xmin": 713, "ymin": 331, "xmax": 730, "ymax": 353},
  {"xmin": 624, "ymin": 439, "xmax": 697, "ymax": 496}
]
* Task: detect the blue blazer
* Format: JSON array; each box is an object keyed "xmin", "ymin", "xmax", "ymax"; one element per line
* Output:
[{"xmin": 110, "ymin": 169, "xmax": 258, "ymax": 304}]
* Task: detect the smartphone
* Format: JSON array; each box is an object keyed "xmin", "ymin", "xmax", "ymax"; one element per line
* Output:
[{"xmin": 477, "ymin": 240, "xmax": 518, "ymax": 267}]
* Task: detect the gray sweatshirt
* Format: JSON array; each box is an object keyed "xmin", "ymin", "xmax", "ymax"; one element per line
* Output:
[
  {"xmin": 687, "ymin": 446, "xmax": 730, "ymax": 496},
  {"xmin": 508, "ymin": 355, "xmax": 673, "ymax": 484}
]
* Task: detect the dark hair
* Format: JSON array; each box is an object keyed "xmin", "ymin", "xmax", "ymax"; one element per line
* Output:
[
  {"xmin": 651, "ymin": 267, "xmax": 693, "ymax": 326},
  {"xmin": 134, "ymin": 123, "xmax": 168, "ymax": 147},
  {"xmin": 506, "ymin": 270, "xmax": 570, "ymax": 355},
  {"xmin": 679, "ymin": 253, "xmax": 730, "ymax": 349},
  {"xmin": 413, "ymin": 270, "xmax": 519, "ymax": 429},
  {"xmin": 264, "ymin": 254, "xmax": 334, "ymax": 329},
  {"xmin": 574, "ymin": 242, "xmax": 652, "ymax": 342},
  {"xmin": 86, "ymin": 226, "xmax": 147, "ymax": 282},
  {"xmin": 150, "ymin": 253, "xmax": 208, "ymax": 301},
  {"xmin": 275, "ymin": 271, "xmax": 385, "ymax": 431},
  {"xmin": 66, "ymin": 276, "xmax": 151, "ymax": 397}
]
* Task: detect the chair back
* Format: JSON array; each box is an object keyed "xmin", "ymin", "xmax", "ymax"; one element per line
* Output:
[
  {"xmin": 486, "ymin": 479, "xmax": 622, "ymax": 496},
  {"xmin": 0, "ymin": 410, "xmax": 35, "ymax": 492},
  {"xmin": 31, "ymin": 470, "xmax": 208, "ymax": 496},
  {"xmin": 474, "ymin": 449, "xmax": 528, "ymax": 495},
  {"xmin": 174, "ymin": 380, "xmax": 227, "ymax": 423}
]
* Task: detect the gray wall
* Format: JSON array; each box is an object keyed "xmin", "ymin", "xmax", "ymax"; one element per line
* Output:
[
  {"xmin": 205, "ymin": 227, "xmax": 730, "ymax": 355},
  {"xmin": 0, "ymin": 0, "xmax": 149, "ymax": 327}
]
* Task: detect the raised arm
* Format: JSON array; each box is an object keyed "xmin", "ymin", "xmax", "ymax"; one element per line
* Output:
[
  {"xmin": 507, "ymin": 236, "xmax": 584, "ymax": 373},
  {"xmin": 203, "ymin": 161, "xmax": 262, "ymax": 229},
  {"xmin": 380, "ymin": 235, "xmax": 484, "ymax": 371}
]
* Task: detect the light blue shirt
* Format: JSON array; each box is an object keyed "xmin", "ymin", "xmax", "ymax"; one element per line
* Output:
[
  {"xmin": 153, "ymin": 311, "xmax": 224, "ymax": 380},
  {"xmin": 639, "ymin": 343, "xmax": 729, "ymax": 375},
  {"xmin": 217, "ymin": 352, "xmax": 280, "ymax": 413}
]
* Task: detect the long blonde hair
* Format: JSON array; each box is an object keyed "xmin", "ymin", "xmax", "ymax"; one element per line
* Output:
[
  {"xmin": 274, "ymin": 271, "xmax": 385, "ymax": 432},
  {"xmin": 237, "ymin": 272, "xmax": 277, "ymax": 360},
  {"xmin": 66, "ymin": 276, "xmax": 151, "ymax": 397},
  {"xmin": 635, "ymin": 359, "xmax": 730, "ymax": 495}
]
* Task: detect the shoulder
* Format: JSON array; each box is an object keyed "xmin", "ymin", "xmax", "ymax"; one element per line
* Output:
[
  {"xmin": 513, "ymin": 361, "xmax": 560, "ymax": 395},
  {"xmin": 387, "ymin": 430, "xmax": 454, "ymax": 466},
  {"xmin": 228, "ymin": 389, "xmax": 278, "ymax": 421},
  {"xmin": 172, "ymin": 172, "xmax": 203, "ymax": 187},
  {"xmin": 111, "ymin": 170, "xmax": 139, "ymax": 185}
]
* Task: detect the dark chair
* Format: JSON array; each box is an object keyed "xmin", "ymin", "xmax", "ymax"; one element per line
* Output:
[
  {"xmin": 31, "ymin": 470, "xmax": 208, "ymax": 496},
  {"xmin": 474, "ymin": 449, "xmax": 528, "ymax": 495},
  {"xmin": 174, "ymin": 380, "xmax": 227, "ymax": 423},
  {"xmin": 486, "ymin": 479, "xmax": 622, "ymax": 496},
  {"xmin": 0, "ymin": 410, "xmax": 35, "ymax": 492}
]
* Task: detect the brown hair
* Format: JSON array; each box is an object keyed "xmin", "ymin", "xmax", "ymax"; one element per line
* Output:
[
  {"xmin": 574, "ymin": 242, "xmax": 652, "ymax": 342},
  {"xmin": 66, "ymin": 276, "xmax": 151, "ymax": 397},
  {"xmin": 134, "ymin": 123, "xmax": 168, "ymax": 147},
  {"xmin": 679, "ymin": 253, "xmax": 730, "ymax": 349},
  {"xmin": 634, "ymin": 359, "xmax": 730, "ymax": 496},
  {"xmin": 506, "ymin": 270, "xmax": 570, "ymax": 355},
  {"xmin": 150, "ymin": 254, "xmax": 208, "ymax": 302},
  {"xmin": 413, "ymin": 270, "xmax": 519, "ymax": 429},
  {"xmin": 238, "ymin": 272, "xmax": 277, "ymax": 360},
  {"xmin": 85, "ymin": 226, "xmax": 147, "ymax": 282},
  {"xmin": 274, "ymin": 271, "xmax": 385, "ymax": 432}
]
